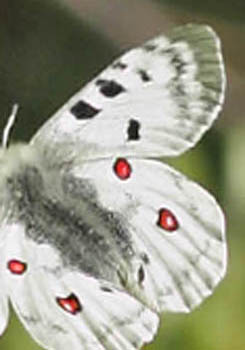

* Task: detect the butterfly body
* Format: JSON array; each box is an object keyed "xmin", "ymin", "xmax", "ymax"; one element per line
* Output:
[{"xmin": 0, "ymin": 24, "xmax": 227, "ymax": 350}]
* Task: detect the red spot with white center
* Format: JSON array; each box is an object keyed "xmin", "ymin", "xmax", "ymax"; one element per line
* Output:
[
  {"xmin": 113, "ymin": 158, "xmax": 132, "ymax": 180},
  {"xmin": 157, "ymin": 208, "xmax": 179, "ymax": 232},
  {"xmin": 56, "ymin": 293, "xmax": 82, "ymax": 315},
  {"xmin": 7, "ymin": 259, "xmax": 27, "ymax": 275}
]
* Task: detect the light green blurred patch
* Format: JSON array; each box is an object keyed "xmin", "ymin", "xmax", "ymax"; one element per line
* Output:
[{"xmin": 1, "ymin": 308, "xmax": 42, "ymax": 350}]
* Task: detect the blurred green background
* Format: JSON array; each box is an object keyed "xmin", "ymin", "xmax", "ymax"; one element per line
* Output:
[{"xmin": 0, "ymin": 0, "xmax": 244, "ymax": 349}]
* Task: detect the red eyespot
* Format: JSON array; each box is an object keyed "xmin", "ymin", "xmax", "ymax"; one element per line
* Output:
[
  {"xmin": 7, "ymin": 259, "xmax": 27, "ymax": 275},
  {"xmin": 56, "ymin": 293, "xmax": 82, "ymax": 315},
  {"xmin": 157, "ymin": 208, "xmax": 179, "ymax": 232},
  {"xmin": 113, "ymin": 158, "xmax": 132, "ymax": 180}
]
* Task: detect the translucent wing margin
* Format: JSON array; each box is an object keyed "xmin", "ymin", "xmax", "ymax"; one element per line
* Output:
[
  {"xmin": 32, "ymin": 24, "xmax": 225, "ymax": 164},
  {"xmin": 69, "ymin": 158, "xmax": 227, "ymax": 313}
]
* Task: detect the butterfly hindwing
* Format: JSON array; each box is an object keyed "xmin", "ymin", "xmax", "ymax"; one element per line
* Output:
[
  {"xmin": 2, "ymin": 222, "xmax": 158, "ymax": 350},
  {"xmin": 32, "ymin": 24, "xmax": 225, "ymax": 163},
  {"xmin": 68, "ymin": 158, "xmax": 226, "ymax": 313}
]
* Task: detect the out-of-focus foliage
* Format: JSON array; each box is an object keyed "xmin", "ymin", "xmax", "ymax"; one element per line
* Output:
[
  {"xmin": 156, "ymin": 0, "xmax": 245, "ymax": 22},
  {"xmin": 0, "ymin": 0, "xmax": 244, "ymax": 349},
  {"xmin": 0, "ymin": 0, "xmax": 116, "ymax": 142}
]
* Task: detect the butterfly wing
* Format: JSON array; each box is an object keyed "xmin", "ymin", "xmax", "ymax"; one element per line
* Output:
[
  {"xmin": 0, "ymin": 229, "xmax": 9, "ymax": 335},
  {"xmin": 32, "ymin": 24, "xmax": 225, "ymax": 163},
  {"xmin": 0, "ymin": 290, "xmax": 8, "ymax": 336},
  {"xmin": 2, "ymin": 222, "xmax": 158, "ymax": 350},
  {"xmin": 67, "ymin": 158, "xmax": 227, "ymax": 313},
  {"xmin": 1, "ymin": 23, "xmax": 226, "ymax": 350}
]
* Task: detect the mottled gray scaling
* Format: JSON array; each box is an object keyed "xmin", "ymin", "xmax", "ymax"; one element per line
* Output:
[{"xmin": 7, "ymin": 165, "xmax": 136, "ymax": 286}]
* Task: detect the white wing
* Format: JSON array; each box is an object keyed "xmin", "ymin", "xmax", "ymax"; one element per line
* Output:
[
  {"xmin": 0, "ymin": 226, "xmax": 9, "ymax": 335},
  {"xmin": 68, "ymin": 158, "xmax": 227, "ymax": 313},
  {"xmin": 32, "ymin": 24, "xmax": 225, "ymax": 164},
  {"xmin": 2, "ymin": 223, "xmax": 158, "ymax": 350}
]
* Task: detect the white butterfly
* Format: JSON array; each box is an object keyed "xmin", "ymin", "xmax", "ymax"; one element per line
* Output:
[{"xmin": 0, "ymin": 24, "xmax": 227, "ymax": 350}]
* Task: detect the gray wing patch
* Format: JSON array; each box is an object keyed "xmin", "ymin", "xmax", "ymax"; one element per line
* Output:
[{"xmin": 5, "ymin": 165, "xmax": 137, "ymax": 287}]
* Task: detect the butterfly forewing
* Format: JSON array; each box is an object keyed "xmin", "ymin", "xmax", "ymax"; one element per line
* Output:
[{"xmin": 32, "ymin": 24, "xmax": 225, "ymax": 164}]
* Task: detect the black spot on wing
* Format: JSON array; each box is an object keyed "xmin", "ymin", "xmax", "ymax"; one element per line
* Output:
[
  {"xmin": 96, "ymin": 79, "xmax": 126, "ymax": 98},
  {"xmin": 101, "ymin": 286, "xmax": 113, "ymax": 293},
  {"xmin": 138, "ymin": 265, "xmax": 145, "ymax": 284},
  {"xmin": 166, "ymin": 48, "xmax": 188, "ymax": 101},
  {"xmin": 112, "ymin": 61, "xmax": 127, "ymax": 70},
  {"xmin": 127, "ymin": 119, "xmax": 141, "ymax": 141},
  {"xmin": 140, "ymin": 252, "xmax": 150, "ymax": 264},
  {"xmin": 143, "ymin": 43, "xmax": 157, "ymax": 52},
  {"xmin": 70, "ymin": 100, "xmax": 100, "ymax": 120},
  {"xmin": 171, "ymin": 54, "xmax": 186, "ymax": 75},
  {"xmin": 138, "ymin": 69, "xmax": 151, "ymax": 82}
]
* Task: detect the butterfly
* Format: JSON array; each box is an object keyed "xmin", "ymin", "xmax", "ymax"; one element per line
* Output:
[{"xmin": 0, "ymin": 24, "xmax": 227, "ymax": 350}]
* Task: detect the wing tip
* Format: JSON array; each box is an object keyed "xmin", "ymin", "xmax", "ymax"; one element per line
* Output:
[{"xmin": 169, "ymin": 23, "xmax": 226, "ymax": 106}]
